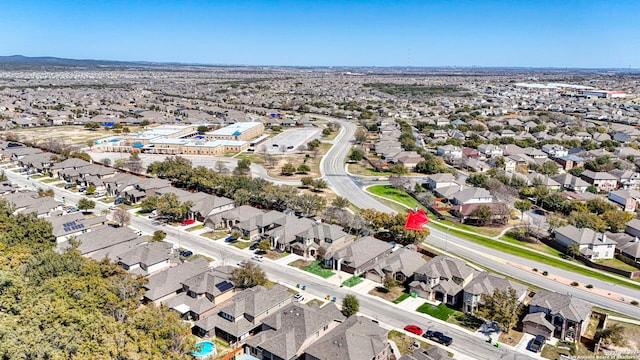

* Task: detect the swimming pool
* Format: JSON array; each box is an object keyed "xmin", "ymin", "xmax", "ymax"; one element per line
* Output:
[{"xmin": 192, "ymin": 341, "xmax": 216, "ymax": 357}]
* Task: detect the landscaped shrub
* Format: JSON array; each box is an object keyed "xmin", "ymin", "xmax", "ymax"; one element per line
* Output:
[
  {"xmin": 631, "ymin": 300, "xmax": 639, "ymax": 306},
  {"xmin": 532, "ymin": 268, "xmax": 538, "ymax": 272},
  {"xmin": 571, "ymin": 282, "xmax": 579, "ymax": 286},
  {"xmin": 586, "ymin": 284, "xmax": 593, "ymax": 289},
  {"xmin": 542, "ymin": 271, "xmax": 548, "ymax": 276}
]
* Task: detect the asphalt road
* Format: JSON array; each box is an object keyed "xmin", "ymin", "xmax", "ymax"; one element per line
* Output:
[
  {"xmin": 316, "ymin": 117, "xmax": 397, "ymax": 213},
  {"xmin": 3, "ymin": 169, "xmax": 534, "ymax": 360}
]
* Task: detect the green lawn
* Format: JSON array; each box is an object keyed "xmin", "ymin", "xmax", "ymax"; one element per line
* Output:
[
  {"xmin": 342, "ymin": 276, "xmax": 363, "ymax": 287},
  {"xmin": 185, "ymin": 224, "xmax": 205, "ymax": 232},
  {"xmin": 231, "ymin": 241, "xmax": 254, "ymax": 249},
  {"xmin": 393, "ymin": 293, "xmax": 410, "ymax": 304},
  {"xmin": 595, "ymin": 258, "xmax": 640, "ymax": 272},
  {"xmin": 303, "ymin": 261, "xmax": 335, "ymax": 279},
  {"xmin": 366, "ymin": 185, "xmax": 425, "ymax": 210},
  {"xmin": 416, "ymin": 303, "xmax": 455, "ymax": 320},
  {"xmin": 500, "ymin": 235, "xmax": 565, "ymax": 257},
  {"xmin": 429, "ymin": 222, "xmax": 640, "ymax": 291}
]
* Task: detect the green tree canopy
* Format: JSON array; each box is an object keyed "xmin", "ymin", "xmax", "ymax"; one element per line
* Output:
[
  {"xmin": 341, "ymin": 294, "xmax": 360, "ymax": 317},
  {"xmin": 232, "ymin": 261, "xmax": 267, "ymax": 288},
  {"xmin": 475, "ymin": 288, "xmax": 523, "ymax": 334}
]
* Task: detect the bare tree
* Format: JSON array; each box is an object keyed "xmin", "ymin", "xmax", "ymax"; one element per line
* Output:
[
  {"xmin": 215, "ymin": 161, "xmax": 229, "ymax": 174},
  {"xmin": 113, "ymin": 207, "xmax": 131, "ymax": 227}
]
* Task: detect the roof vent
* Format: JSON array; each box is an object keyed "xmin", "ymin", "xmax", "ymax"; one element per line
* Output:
[{"xmin": 338, "ymin": 343, "xmax": 342, "ymax": 347}]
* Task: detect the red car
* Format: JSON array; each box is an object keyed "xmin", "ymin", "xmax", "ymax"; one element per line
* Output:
[
  {"xmin": 404, "ymin": 325, "xmax": 423, "ymax": 336},
  {"xmin": 181, "ymin": 219, "xmax": 196, "ymax": 226}
]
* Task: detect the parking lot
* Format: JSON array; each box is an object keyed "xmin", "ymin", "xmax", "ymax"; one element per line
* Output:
[{"xmin": 258, "ymin": 127, "xmax": 321, "ymax": 154}]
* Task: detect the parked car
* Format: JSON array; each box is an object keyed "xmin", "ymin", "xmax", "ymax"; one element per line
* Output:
[
  {"xmin": 78, "ymin": 187, "xmax": 87, "ymax": 193},
  {"xmin": 114, "ymin": 198, "xmax": 125, "ymax": 205},
  {"xmin": 134, "ymin": 230, "xmax": 143, "ymax": 236},
  {"xmin": 180, "ymin": 250, "xmax": 193, "ymax": 257},
  {"xmin": 423, "ymin": 331, "xmax": 453, "ymax": 346},
  {"xmin": 249, "ymin": 242, "xmax": 260, "ymax": 251},
  {"xmin": 287, "ymin": 145, "xmax": 294, "ymax": 149},
  {"xmin": 404, "ymin": 325, "xmax": 423, "ymax": 336},
  {"xmin": 108, "ymin": 205, "xmax": 118, "ymax": 210},
  {"xmin": 93, "ymin": 192, "xmax": 105, "ymax": 198},
  {"xmin": 529, "ymin": 335, "xmax": 546, "ymax": 353},
  {"xmin": 64, "ymin": 183, "xmax": 75, "ymax": 189},
  {"xmin": 181, "ymin": 219, "xmax": 196, "ymax": 226},
  {"xmin": 225, "ymin": 236, "xmax": 236, "ymax": 243},
  {"xmin": 66, "ymin": 207, "xmax": 80, "ymax": 213},
  {"xmin": 254, "ymin": 249, "xmax": 267, "ymax": 255},
  {"xmin": 251, "ymin": 255, "xmax": 264, "ymax": 262},
  {"xmin": 294, "ymin": 293, "xmax": 304, "ymax": 302}
]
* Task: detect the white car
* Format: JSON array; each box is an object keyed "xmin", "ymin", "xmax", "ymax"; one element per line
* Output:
[
  {"xmin": 294, "ymin": 293, "xmax": 305, "ymax": 302},
  {"xmin": 251, "ymin": 255, "xmax": 264, "ymax": 262}
]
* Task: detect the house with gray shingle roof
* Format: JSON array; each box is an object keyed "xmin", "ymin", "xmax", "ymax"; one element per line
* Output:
[
  {"xmin": 398, "ymin": 347, "xmax": 449, "ymax": 360},
  {"xmin": 244, "ymin": 303, "xmax": 345, "ymax": 360},
  {"xmin": 117, "ymin": 241, "xmax": 174, "ymax": 276},
  {"xmin": 192, "ymin": 284, "xmax": 293, "ymax": 342},
  {"xmin": 462, "ymin": 272, "xmax": 528, "ymax": 315},
  {"xmin": 323, "ymin": 236, "xmax": 393, "ymax": 275},
  {"xmin": 287, "ymin": 223, "xmax": 353, "ymax": 259},
  {"xmin": 551, "ymin": 173, "xmax": 590, "ymax": 193},
  {"xmin": 525, "ymin": 290, "xmax": 592, "ymax": 342},
  {"xmin": 554, "ymin": 225, "xmax": 616, "ymax": 260},
  {"xmin": 58, "ymin": 224, "xmax": 141, "ymax": 256},
  {"xmin": 365, "ymin": 246, "xmax": 426, "ymax": 284},
  {"xmin": 143, "ymin": 258, "xmax": 210, "ymax": 303},
  {"xmin": 303, "ymin": 315, "xmax": 392, "ymax": 360},
  {"xmin": 409, "ymin": 256, "xmax": 477, "ymax": 307},
  {"xmin": 204, "ymin": 205, "xmax": 265, "ymax": 230},
  {"xmin": 166, "ymin": 266, "xmax": 236, "ymax": 321}
]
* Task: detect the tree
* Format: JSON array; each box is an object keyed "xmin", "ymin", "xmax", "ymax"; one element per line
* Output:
[
  {"xmin": 475, "ymin": 288, "xmax": 522, "ymax": 334},
  {"xmin": 281, "ymin": 163, "xmax": 297, "ymax": 175},
  {"xmin": 101, "ymin": 157, "xmax": 112, "ymax": 166},
  {"xmin": 341, "ymin": 294, "xmax": 359, "ymax": 317},
  {"xmin": 540, "ymin": 161, "xmax": 559, "ymax": 175},
  {"xmin": 383, "ymin": 275, "xmax": 398, "ymax": 291},
  {"xmin": 37, "ymin": 188, "xmax": 55, "ymax": 197},
  {"xmin": 197, "ymin": 125, "xmax": 209, "ymax": 134},
  {"xmin": 602, "ymin": 210, "xmax": 634, "ymax": 232},
  {"xmin": 84, "ymin": 122, "xmax": 100, "ymax": 130},
  {"xmin": 85, "ymin": 184, "xmax": 96, "ymax": 195},
  {"xmin": 514, "ymin": 199, "xmax": 532, "ymax": 219},
  {"xmin": 232, "ymin": 261, "xmax": 267, "ymax": 288},
  {"xmin": 300, "ymin": 177, "xmax": 313, "ymax": 187},
  {"xmin": 151, "ymin": 230, "xmax": 167, "ymax": 242},
  {"xmin": 469, "ymin": 205, "xmax": 493, "ymax": 226},
  {"xmin": 311, "ymin": 179, "xmax": 328, "ymax": 192},
  {"xmin": 258, "ymin": 239, "xmax": 271, "ymax": 251},
  {"xmin": 595, "ymin": 323, "xmax": 626, "ymax": 347},
  {"xmin": 215, "ymin": 160, "xmax": 229, "ymax": 174},
  {"xmin": 547, "ymin": 214, "xmax": 567, "ymax": 233},
  {"xmin": 354, "ymin": 128, "xmax": 368, "ymax": 144},
  {"xmin": 567, "ymin": 243, "xmax": 581, "ymax": 259},
  {"xmin": 234, "ymin": 158, "xmax": 251, "ymax": 175},
  {"xmin": 113, "ymin": 158, "xmax": 126, "ymax": 169},
  {"xmin": 467, "ymin": 173, "xmax": 488, "ymax": 187},
  {"xmin": 77, "ymin": 198, "xmax": 96, "ymax": 213},
  {"xmin": 349, "ymin": 147, "xmax": 364, "ymax": 162},
  {"xmin": 332, "ymin": 196, "xmax": 350, "ymax": 209},
  {"xmin": 113, "ymin": 207, "xmax": 131, "ymax": 227},
  {"xmin": 297, "ymin": 164, "xmax": 310, "ymax": 173},
  {"xmin": 389, "ymin": 164, "xmax": 408, "ymax": 176}
]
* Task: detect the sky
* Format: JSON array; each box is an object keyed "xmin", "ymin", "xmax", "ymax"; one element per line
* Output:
[{"xmin": 1, "ymin": 0, "xmax": 639, "ymax": 68}]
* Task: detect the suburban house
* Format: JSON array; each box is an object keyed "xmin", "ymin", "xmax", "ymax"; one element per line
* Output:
[
  {"xmin": 184, "ymin": 192, "xmax": 235, "ymax": 221},
  {"xmin": 120, "ymin": 178, "xmax": 172, "ymax": 204},
  {"xmin": 554, "ymin": 225, "xmax": 617, "ymax": 260},
  {"xmin": 551, "ymin": 173, "xmax": 590, "ymax": 193},
  {"xmin": 462, "ymin": 272, "xmax": 528, "ymax": 315},
  {"xmin": 606, "ymin": 231, "xmax": 640, "ymax": 263},
  {"xmin": 524, "ymin": 290, "xmax": 592, "ymax": 342},
  {"xmin": 48, "ymin": 213, "xmax": 108, "ymax": 242},
  {"xmin": 365, "ymin": 246, "xmax": 426, "ymax": 284},
  {"xmin": 610, "ymin": 169, "xmax": 640, "ymax": 190},
  {"xmin": 409, "ymin": 256, "xmax": 477, "ymax": 307},
  {"xmin": 49, "ymin": 157, "xmax": 92, "ymax": 178},
  {"xmin": 398, "ymin": 347, "xmax": 450, "ymax": 360},
  {"xmin": 166, "ymin": 266, "xmax": 236, "ymax": 321},
  {"xmin": 2, "ymin": 191, "xmax": 64, "ymax": 218},
  {"xmin": 477, "ymin": 144, "xmax": 503, "ymax": 158},
  {"xmin": 541, "ymin": 144, "xmax": 568, "ymax": 158},
  {"xmin": 266, "ymin": 216, "xmax": 319, "ymax": 253},
  {"xmin": 17, "ymin": 152, "xmax": 55, "ymax": 174},
  {"xmin": 117, "ymin": 241, "xmax": 174, "ymax": 276},
  {"xmin": 142, "ymin": 258, "xmax": 211, "ymax": 304},
  {"xmin": 286, "ymin": 223, "xmax": 354, "ymax": 259},
  {"xmin": 234, "ymin": 210, "xmax": 288, "ymax": 241},
  {"xmin": 243, "ymin": 303, "xmax": 345, "ymax": 360},
  {"xmin": 528, "ymin": 173, "xmax": 562, "ymax": 191},
  {"xmin": 57, "ymin": 225, "xmax": 142, "ymax": 257},
  {"xmin": 580, "ymin": 170, "xmax": 618, "ymax": 192},
  {"xmin": 191, "ymin": 284, "xmax": 293, "ymax": 344},
  {"xmin": 323, "ymin": 236, "xmax": 393, "ymax": 275},
  {"xmin": 436, "ymin": 145, "xmax": 463, "ymax": 160},
  {"xmin": 204, "ymin": 205, "xmax": 265, "ymax": 230},
  {"xmin": 450, "ymin": 202, "xmax": 510, "ymax": 225},
  {"xmin": 303, "ymin": 315, "xmax": 393, "ymax": 360},
  {"xmin": 607, "ymin": 189, "xmax": 640, "ymax": 212},
  {"xmin": 425, "ymin": 173, "xmax": 458, "ymax": 190},
  {"xmin": 450, "ymin": 187, "xmax": 493, "ymax": 205}
]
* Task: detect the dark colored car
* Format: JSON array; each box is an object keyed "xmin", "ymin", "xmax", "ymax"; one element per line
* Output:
[
  {"xmin": 114, "ymin": 198, "xmax": 125, "ymax": 205},
  {"xmin": 404, "ymin": 325, "xmax": 423, "ymax": 336},
  {"xmin": 254, "ymin": 249, "xmax": 267, "ymax": 255},
  {"xmin": 64, "ymin": 183, "xmax": 75, "ymax": 189},
  {"xmin": 180, "ymin": 250, "xmax": 193, "ymax": 257},
  {"xmin": 530, "ymin": 335, "xmax": 546, "ymax": 352},
  {"xmin": 423, "ymin": 331, "xmax": 453, "ymax": 346},
  {"xmin": 225, "ymin": 236, "xmax": 236, "ymax": 242},
  {"xmin": 249, "ymin": 242, "xmax": 260, "ymax": 251},
  {"xmin": 533, "ymin": 208, "xmax": 545, "ymax": 215}
]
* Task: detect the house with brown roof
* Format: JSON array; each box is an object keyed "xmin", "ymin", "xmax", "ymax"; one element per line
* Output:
[{"xmin": 524, "ymin": 290, "xmax": 592, "ymax": 342}]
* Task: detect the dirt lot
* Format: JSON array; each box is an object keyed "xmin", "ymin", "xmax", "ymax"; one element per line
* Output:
[{"xmin": 6, "ymin": 126, "xmax": 131, "ymax": 149}]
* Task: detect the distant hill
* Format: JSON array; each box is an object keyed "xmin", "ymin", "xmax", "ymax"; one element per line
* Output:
[{"xmin": 0, "ymin": 55, "xmax": 172, "ymax": 69}]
